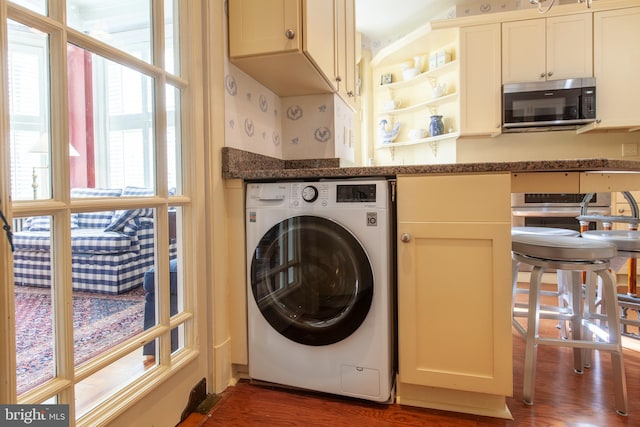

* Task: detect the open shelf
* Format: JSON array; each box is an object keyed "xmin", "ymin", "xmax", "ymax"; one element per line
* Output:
[
  {"xmin": 376, "ymin": 60, "xmax": 458, "ymax": 92},
  {"xmin": 376, "ymin": 131, "xmax": 460, "ymax": 149}
]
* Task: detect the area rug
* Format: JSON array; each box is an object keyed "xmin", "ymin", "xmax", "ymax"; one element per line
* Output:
[{"xmin": 14, "ymin": 285, "xmax": 146, "ymax": 395}]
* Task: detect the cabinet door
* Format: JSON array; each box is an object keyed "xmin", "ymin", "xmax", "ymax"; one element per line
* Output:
[
  {"xmin": 594, "ymin": 7, "xmax": 640, "ymax": 128},
  {"xmin": 613, "ymin": 190, "xmax": 640, "ymax": 230},
  {"xmin": 334, "ymin": 0, "xmax": 356, "ymax": 106},
  {"xmin": 502, "ymin": 19, "xmax": 546, "ymax": 84},
  {"xmin": 396, "ymin": 174, "xmax": 512, "ymax": 396},
  {"xmin": 229, "ymin": 0, "xmax": 301, "ymax": 57},
  {"xmin": 546, "ymin": 13, "xmax": 592, "ymax": 80},
  {"xmin": 460, "ymin": 23, "xmax": 501, "ymax": 136},
  {"xmin": 303, "ymin": 0, "xmax": 336, "ymax": 90}
]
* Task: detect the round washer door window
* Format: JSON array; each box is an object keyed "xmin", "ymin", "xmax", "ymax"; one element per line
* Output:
[{"xmin": 250, "ymin": 215, "xmax": 374, "ymax": 346}]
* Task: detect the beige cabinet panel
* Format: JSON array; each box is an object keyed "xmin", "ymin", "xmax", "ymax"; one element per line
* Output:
[
  {"xmin": 612, "ymin": 190, "xmax": 640, "ymax": 230},
  {"xmin": 396, "ymin": 174, "xmax": 512, "ymax": 223},
  {"xmin": 502, "ymin": 13, "xmax": 592, "ymax": 84},
  {"xmin": 229, "ymin": 0, "xmax": 300, "ymax": 57},
  {"xmin": 502, "ymin": 18, "xmax": 546, "ymax": 84},
  {"xmin": 545, "ymin": 13, "xmax": 593, "ymax": 81},
  {"xmin": 593, "ymin": 7, "xmax": 640, "ymax": 129},
  {"xmin": 226, "ymin": 180, "xmax": 248, "ymax": 365},
  {"xmin": 228, "ymin": 0, "xmax": 355, "ymax": 98},
  {"xmin": 396, "ymin": 174, "xmax": 512, "ymax": 401},
  {"xmin": 459, "ymin": 23, "xmax": 501, "ymax": 136},
  {"xmin": 334, "ymin": 0, "xmax": 357, "ymax": 106},
  {"xmin": 304, "ymin": 0, "xmax": 336, "ymax": 90}
]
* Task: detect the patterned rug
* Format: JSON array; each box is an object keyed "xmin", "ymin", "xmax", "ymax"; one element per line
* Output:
[{"xmin": 14, "ymin": 285, "xmax": 146, "ymax": 395}]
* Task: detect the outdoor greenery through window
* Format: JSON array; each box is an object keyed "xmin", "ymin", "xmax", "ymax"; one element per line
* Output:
[{"xmin": 5, "ymin": 0, "xmax": 189, "ymax": 422}]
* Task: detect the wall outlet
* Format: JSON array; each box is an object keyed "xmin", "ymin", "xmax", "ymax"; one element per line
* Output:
[{"xmin": 622, "ymin": 143, "xmax": 638, "ymax": 157}]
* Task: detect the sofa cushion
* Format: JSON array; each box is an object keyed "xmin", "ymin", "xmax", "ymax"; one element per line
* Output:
[
  {"xmin": 71, "ymin": 187, "xmax": 122, "ymax": 198},
  {"xmin": 25, "ymin": 215, "xmax": 79, "ymax": 231},
  {"xmin": 122, "ymin": 186, "xmax": 154, "ymax": 197},
  {"xmin": 71, "ymin": 188, "xmax": 123, "ymax": 229},
  {"xmin": 105, "ymin": 187, "xmax": 155, "ymax": 232},
  {"xmin": 13, "ymin": 228, "xmax": 137, "ymax": 254}
]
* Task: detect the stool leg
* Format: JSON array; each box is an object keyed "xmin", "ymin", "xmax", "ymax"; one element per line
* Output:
[
  {"xmin": 570, "ymin": 270, "xmax": 585, "ymax": 374},
  {"xmin": 511, "ymin": 258, "xmax": 520, "ymax": 316},
  {"xmin": 598, "ymin": 269, "xmax": 629, "ymax": 416},
  {"xmin": 582, "ymin": 272, "xmax": 601, "ymax": 369},
  {"xmin": 523, "ymin": 265, "xmax": 544, "ymax": 406},
  {"xmin": 557, "ymin": 270, "xmax": 570, "ymax": 339}
]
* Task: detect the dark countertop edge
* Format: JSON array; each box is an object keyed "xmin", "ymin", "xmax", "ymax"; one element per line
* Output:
[{"xmin": 221, "ymin": 147, "xmax": 640, "ymax": 181}]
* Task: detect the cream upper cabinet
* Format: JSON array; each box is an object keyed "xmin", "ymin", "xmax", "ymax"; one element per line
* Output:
[
  {"xmin": 591, "ymin": 7, "xmax": 640, "ymax": 130},
  {"xmin": 335, "ymin": 0, "xmax": 357, "ymax": 106},
  {"xmin": 229, "ymin": 0, "xmax": 301, "ymax": 56},
  {"xmin": 228, "ymin": 0, "xmax": 355, "ymax": 99},
  {"xmin": 395, "ymin": 174, "xmax": 513, "ymax": 418},
  {"xmin": 459, "ymin": 23, "xmax": 501, "ymax": 136},
  {"xmin": 304, "ymin": 0, "xmax": 337, "ymax": 91},
  {"xmin": 502, "ymin": 13, "xmax": 592, "ymax": 84}
]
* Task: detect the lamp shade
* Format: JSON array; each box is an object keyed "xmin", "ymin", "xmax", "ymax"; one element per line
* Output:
[{"xmin": 29, "ymin": 133, "xmax": 81, "ymax": 157}]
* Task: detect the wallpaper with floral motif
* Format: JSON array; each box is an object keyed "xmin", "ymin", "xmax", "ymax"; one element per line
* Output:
[
  {"xmin": 224, "ymin": 63, "xmax": 355, "ymax": 162},
  {"xmin": 224, "ymin": 63, "xmax": 283, "ymax": 160}
]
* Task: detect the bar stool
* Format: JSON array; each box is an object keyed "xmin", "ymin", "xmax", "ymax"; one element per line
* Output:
[
  {"xmin": 511, "ymin": 227, "xmax": 580, "ymax": 338},
  {"xmin": 511, "ymin": 233, "xmax": 628, "ymax": 416},
  {"xmin": 581, "ymin": 230, "xmax": 640, "ymax": 334}
]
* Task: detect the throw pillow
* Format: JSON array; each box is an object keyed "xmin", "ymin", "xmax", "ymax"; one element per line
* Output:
[{"xmin": 71, "ymin": 187, "xmax": 123, "ymax": 229}]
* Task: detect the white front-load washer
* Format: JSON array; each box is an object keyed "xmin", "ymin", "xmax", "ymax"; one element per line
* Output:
[{"xmin": 245, "ymin": 178, "xmax": 394, "ymax": 402}]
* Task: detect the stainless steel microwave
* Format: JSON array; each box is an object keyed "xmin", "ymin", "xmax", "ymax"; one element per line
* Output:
[{"xmin": 502, "ymin": 78, "xmax": 596, "ymax": 132}]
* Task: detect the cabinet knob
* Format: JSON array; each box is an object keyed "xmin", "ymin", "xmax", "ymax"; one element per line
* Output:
[
  {"xmin": 285, "ymin": 29, "xmax": 295, "ymax": 40},
  {"xmin": 335, "ymin": 75, "xmax": 342, "ymax": 83},
  {"xmin": 618, "ymin": 207, "xmax": 626, "ymax": 214},
  {"xmin": 401, "ymin": 233, "xmax": 411, "ymax": 243},
  {"xmin": 547, "ymin": 71, "xmax": 553, "ymax": 77},
  {"xmin": 540, "ymin": 72, "xmax": 546, "ymax": 78},
  {"xmin": 347, "ymin": 91, "xmax": 354, "ymax": 97}
]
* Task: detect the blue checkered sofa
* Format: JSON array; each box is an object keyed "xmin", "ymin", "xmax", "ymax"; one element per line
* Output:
[{"xmin": 13, "ymin": 187, "xmax": 166, "ymax": 295}]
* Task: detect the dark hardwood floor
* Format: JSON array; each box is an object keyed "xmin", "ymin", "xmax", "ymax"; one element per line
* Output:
[{"xmin": 180, "ymin": 284, "xmax": 640, "ymax": 426}]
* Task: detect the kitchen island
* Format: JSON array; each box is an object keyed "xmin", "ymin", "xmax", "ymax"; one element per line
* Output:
[{"xmin": 223, "ymin": 147, "xmax": 640, "ymax": 419}]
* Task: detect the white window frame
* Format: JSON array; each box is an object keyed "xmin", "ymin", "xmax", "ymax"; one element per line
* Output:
[{"xmin": 0, "ymin": 1, "xmax": 205, "ymax": 425}]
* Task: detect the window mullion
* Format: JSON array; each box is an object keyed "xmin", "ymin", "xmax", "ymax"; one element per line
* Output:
[
  {"xmin": 48, "ymin": 22, "xmax": 76, "ymax": 411},
  {"xmin": 0, "ymin": 0, "xmax": 18, "ymax": 405},
  {"xmin": 151, "ymin": 0, "xmax": 172, "ymax": 365}
]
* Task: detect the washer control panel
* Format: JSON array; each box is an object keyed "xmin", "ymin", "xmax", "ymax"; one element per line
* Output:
[
  {"xmin": 289, "ymin": 182, "xmax": 382, "ymax": 208},
  {"xmin": 246, "ymin": 180, "xmax": 387, "ymax": 210}
]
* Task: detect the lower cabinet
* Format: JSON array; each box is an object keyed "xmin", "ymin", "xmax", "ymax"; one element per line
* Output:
[{"xmin": 395, "ymin": 173, "xmax": 513, "ymax": 418}]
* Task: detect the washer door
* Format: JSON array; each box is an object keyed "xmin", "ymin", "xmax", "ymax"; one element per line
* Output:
[{"xmin": 250, "ymin": 215, "xmax": 374, "ymax": 346}]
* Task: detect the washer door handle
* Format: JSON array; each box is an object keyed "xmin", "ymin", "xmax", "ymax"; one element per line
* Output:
[{"xmin": 401, "ymin": 233, "xmax": 411, "ymax": 243}]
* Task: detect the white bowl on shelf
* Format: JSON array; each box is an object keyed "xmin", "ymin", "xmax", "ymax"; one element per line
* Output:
[
  {"xmin": 382, "ymin": 99, "xmax": 402, "ymax": 111},
  {"xmin": 408, "ymin": 128, "xmax": 428, "ymax": 140},
  {"xmin": 402, "ymin": 68, "xmax": 420, "ymax": 81}
]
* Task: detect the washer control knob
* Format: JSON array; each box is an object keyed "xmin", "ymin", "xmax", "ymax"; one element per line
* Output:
[
  {"xmin": 302, "ymin": 185, "xmax": 319, "ymax": 202},
  {"xmin": 401, "ymin": 233, "xmax": 411, "ymax": 243}
]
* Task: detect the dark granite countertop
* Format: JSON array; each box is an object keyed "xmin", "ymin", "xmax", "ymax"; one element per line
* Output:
[{"xmin": 222, "ymin": 147, "xmax": 640, "ymax": 181}]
